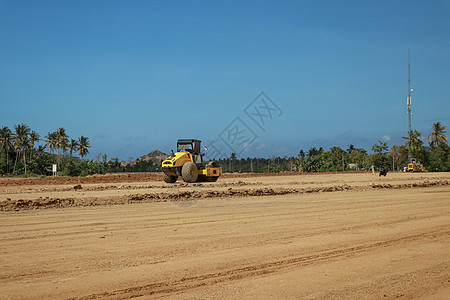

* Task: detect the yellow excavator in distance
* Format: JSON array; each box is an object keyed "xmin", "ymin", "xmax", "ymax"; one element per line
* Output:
[
  {"xmin": 161, "ymin": 139, "xmax": 222, "ymax": 183},
  {"xmin": 406, "ymin": 158, "xmax": 427, "ymax": 172}
]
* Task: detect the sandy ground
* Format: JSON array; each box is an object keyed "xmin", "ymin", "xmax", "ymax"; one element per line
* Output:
[{"xmin": 0, "ymin": 172, "xmax": 449, "ymax": 299}]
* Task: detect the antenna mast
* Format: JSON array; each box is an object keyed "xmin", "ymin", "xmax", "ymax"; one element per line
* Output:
[{"xmin": 407, "ymin": 49, "xmax": 412, "ymax": 163}]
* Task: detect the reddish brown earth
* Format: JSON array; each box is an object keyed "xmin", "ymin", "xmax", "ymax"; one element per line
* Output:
[
  {"xmin": 0, "ymin": 171, "xmax": 368, "ymax": 186},
  {"xmin": 0, "ymin": 172, "xmax": 449, "ymax": 299}
]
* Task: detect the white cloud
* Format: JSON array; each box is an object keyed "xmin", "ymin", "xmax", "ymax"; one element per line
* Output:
[{"xmin": 383, "ymin": 135, "xmax": 391, "ymax": 141}]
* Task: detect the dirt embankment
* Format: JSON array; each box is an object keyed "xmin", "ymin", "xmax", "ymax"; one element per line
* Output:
[
  {"xmin": 0, "ymin": 173, "xmax": 163, "ymax": 186},
  {"xmin": 0, "ymin": 171, "xmax": 375, "ymax": 186}
]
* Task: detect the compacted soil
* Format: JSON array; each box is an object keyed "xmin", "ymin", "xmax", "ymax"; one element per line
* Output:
[{"xmin": 0, "ymin": 172, "xmax": 449, "ymax": 299}]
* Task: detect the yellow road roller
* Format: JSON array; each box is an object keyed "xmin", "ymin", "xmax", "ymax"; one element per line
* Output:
[{"xmin": 161, "ymin": 139, "xmax": 222, "ymax": 183}]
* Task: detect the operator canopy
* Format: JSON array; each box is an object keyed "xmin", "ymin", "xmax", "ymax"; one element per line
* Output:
[{"xmin": 177, "ymin": 139, "xmax": 202, "ymax": 154}]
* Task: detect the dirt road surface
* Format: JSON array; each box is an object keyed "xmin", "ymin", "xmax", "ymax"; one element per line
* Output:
[{"xmin": 1, "ymin": 172, "xmax": 449, "ymax": 299}]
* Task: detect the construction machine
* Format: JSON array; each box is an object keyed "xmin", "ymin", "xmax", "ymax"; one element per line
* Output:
[
  {"xmin": 161, "ymin": 139, "xmax": 222, "ymax": 183},
  {"xmin": 406, "ymin": 158, "xmax": 426, "ymax": 172}
]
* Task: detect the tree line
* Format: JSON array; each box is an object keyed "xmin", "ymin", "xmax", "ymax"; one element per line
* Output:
[
  {"xmin": 0, "ymin": 124, "xmax": 92, "ymax": 177},
  {"xmin": 0, "ymin": 121, "xmax": 448, "ymax": 176},
  {"xmin": 216, "ymin": 122, "xmax": 448, "ymax": 173}
]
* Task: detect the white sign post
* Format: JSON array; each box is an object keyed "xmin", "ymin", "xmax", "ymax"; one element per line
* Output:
[{"xmin": 52, "ymin": 164, "xmax": 57, "ymax": 177}]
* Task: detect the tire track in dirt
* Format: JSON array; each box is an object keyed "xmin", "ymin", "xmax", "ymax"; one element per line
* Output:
[
  {"xmin": 4, "ymin": 193, "xmax": 446, "ymax": 286},
  {"xmin": 72, "ymin": 226, "xmax": 449, "ymax": 299},
  {"xmin": 320, "ymin": 263, "xmax": 449, "ymax": 299},
  {"xmin": 2, "ymin": 208, "xmax": 447, "ymax": 258},
  {"xmin": 1, "ymin": 180, "xmax": 448, "ymax": 211},
  {"xmin": 1, "ymin": 190, "xmax": 447, "ymax": 244}
]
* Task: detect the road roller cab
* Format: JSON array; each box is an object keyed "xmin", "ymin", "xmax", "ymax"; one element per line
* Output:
[{"xmin": 161, "ymin": 139, "xmax": 222, "ymax": 183}]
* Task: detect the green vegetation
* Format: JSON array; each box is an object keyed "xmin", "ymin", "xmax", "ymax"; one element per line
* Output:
[
  {"xmin": 120, "ymin": 158, "xmax": 157, "ymax": 173},
  {"xmin": 0, "ymin": 124, "xmax": 103, "ymax": 177},
  {"xmin": 1, "ymin": 122, "xmax": 448, "ymax": 177},
  {"xmin": 215, "ymin": 122, "xmax": 449, "ymax": 173}
]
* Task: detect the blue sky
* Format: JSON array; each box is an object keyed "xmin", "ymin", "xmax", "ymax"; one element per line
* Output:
[{"xmin": 1, "ymin": 1, "xmax": 449, "ymax": 161}]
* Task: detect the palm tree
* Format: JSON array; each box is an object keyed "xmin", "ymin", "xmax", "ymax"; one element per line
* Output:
[
  {"xmin": 77, "ymin": 136, "xmax": 91, "ymax": 158},
  {"xmin": 298, "ymin": 150, "xmax": 305, "ymax": 159},
  {"xmin": 372, "ymin": 141, "xmax": 388, "ymax": 154},
  {"xmin": 29, "ymin": 131, "xmax": 40, "ymax": 148},
  {"xmin": 403, "ymin": 129, "xmax": 423, "ymax": 152},
  {"xmin": 427, "ymin": 122, "xmax": 448, "ymax": 149},
  {"xmin": 12, "ymin": 124, "xmax": 31, "ymax": 176},
  {"xmin": 45, "ymin": 131, "xmax": 58, "ymax": 154},
  {"xmin": 29, "ymin": 130, "xmax": 40, "ymax": 159},
  {"xmin": 69, "ymin": 139, "xmax": 79, "ymax": 157},
  {"xmin": 36, "ymin": 145, "xmax": 46, "ymax": 153},
  {"xmin": 56, "ymin": 127, "xmax": 69, "ymax": 159},
  {"xmin": 308, "ymin": 147, "xmax": 323, "ymax": 157},
  {"xmin": 329, "ymin": 146, "xmax": 345, "ymax": 166},
  {"xmin": 0, "ymin": 126, "xmax": 14, "ymax": 174}
]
